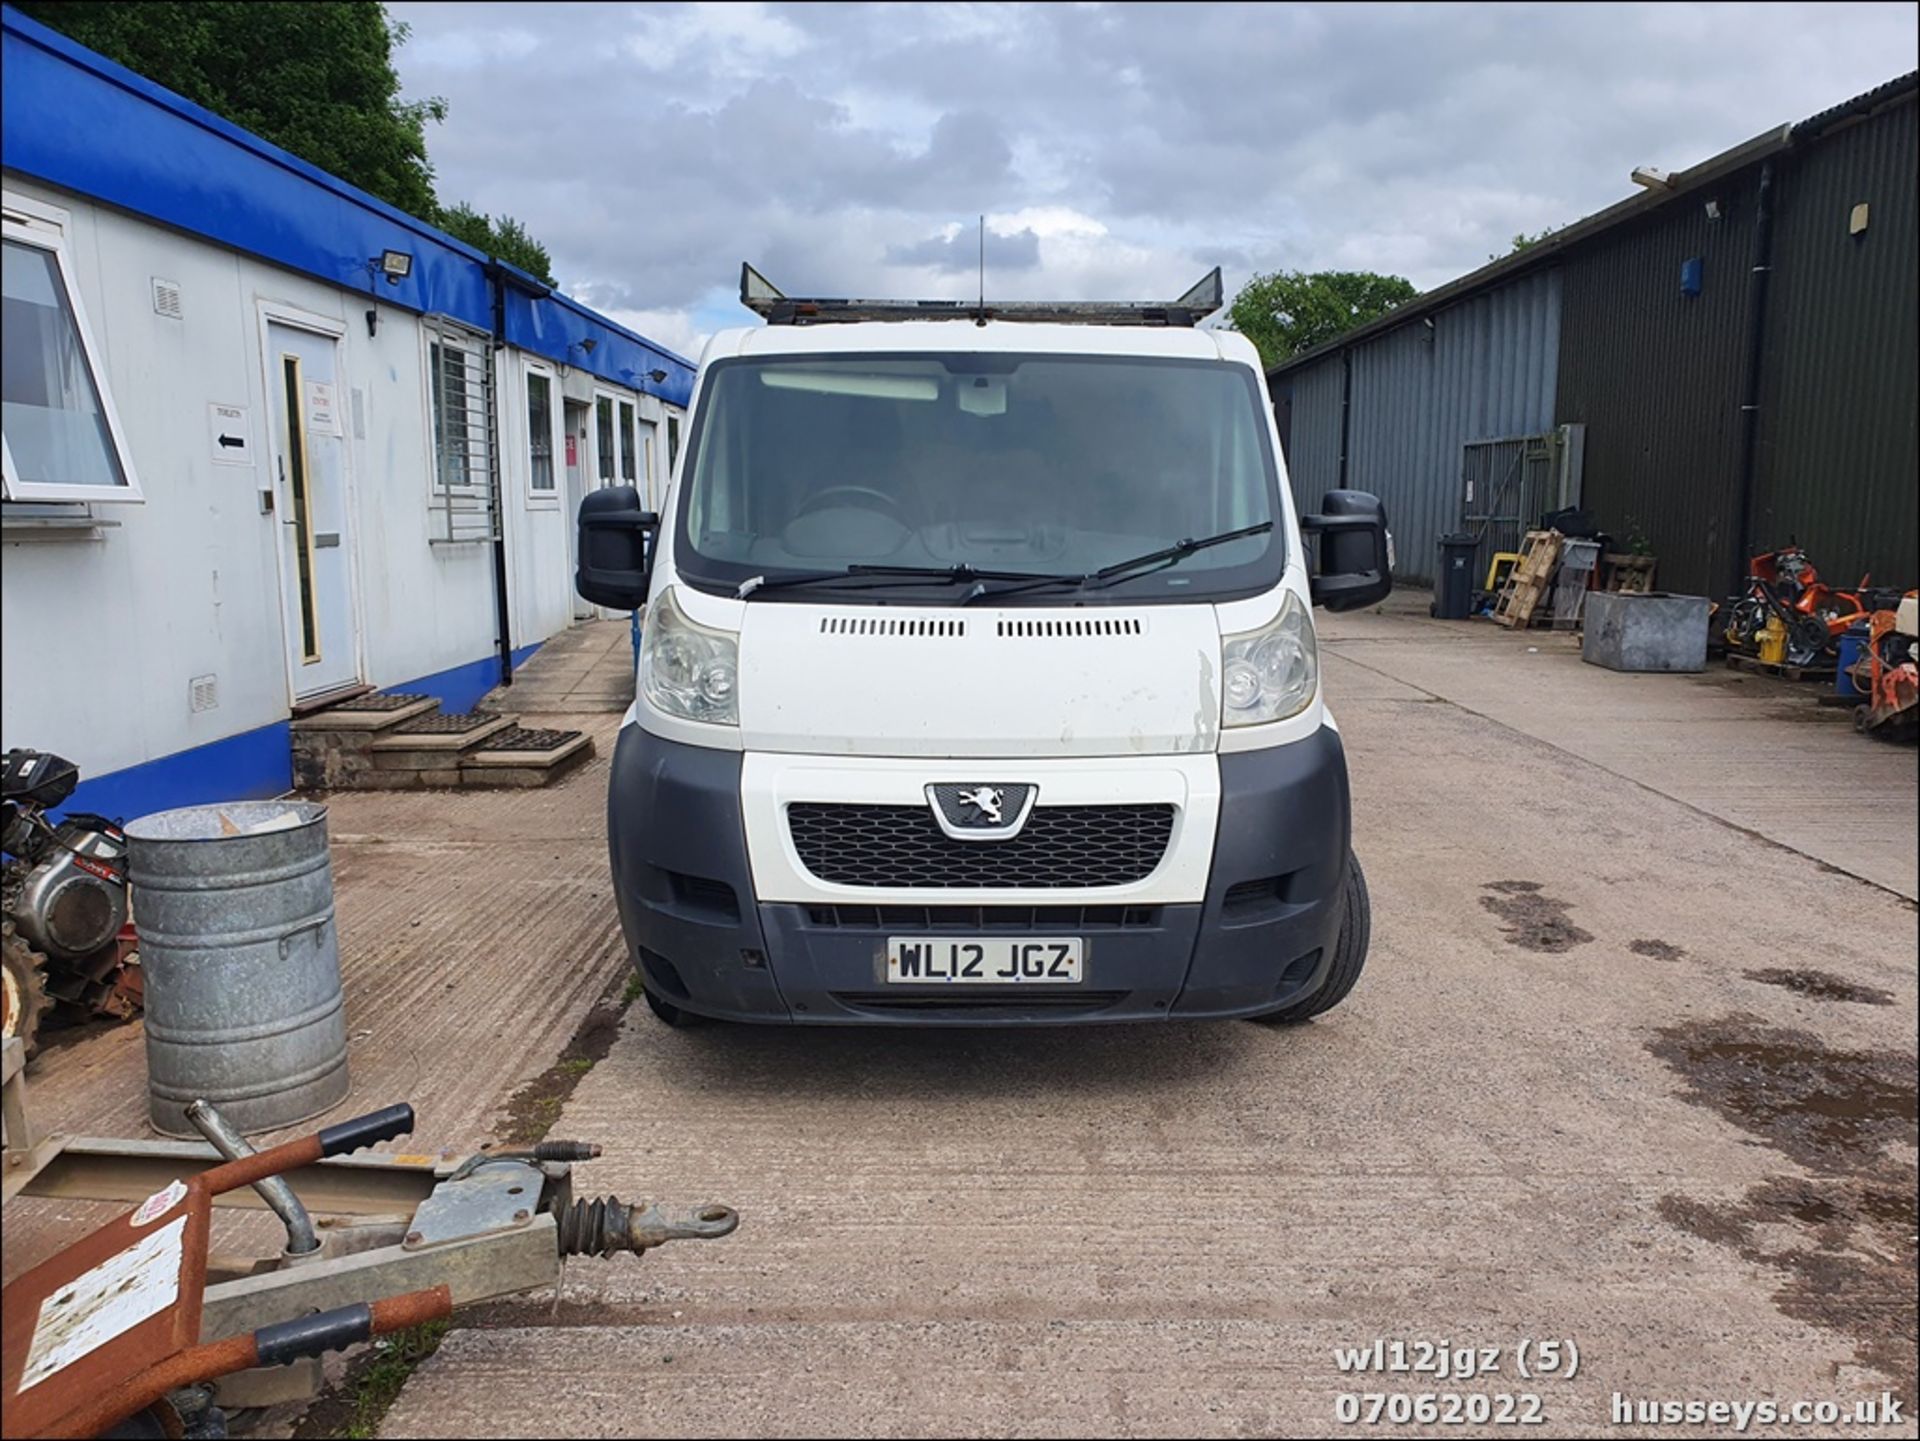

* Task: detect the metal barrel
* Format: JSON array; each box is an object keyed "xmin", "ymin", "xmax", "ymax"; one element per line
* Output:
[{"xmin": 126, "ymin": 801, "xmax": 349, "ymax": 1137}]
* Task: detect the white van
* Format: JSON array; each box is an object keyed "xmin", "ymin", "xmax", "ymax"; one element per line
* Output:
[{"xmin": 575, "ymin": 267, "xmax": 1391, "ymax": 1027}]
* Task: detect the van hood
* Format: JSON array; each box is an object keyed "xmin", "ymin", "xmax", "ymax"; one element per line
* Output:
[{"xmin": 735, "ymin": 604, "xmax": 1223, "ymax": 757}]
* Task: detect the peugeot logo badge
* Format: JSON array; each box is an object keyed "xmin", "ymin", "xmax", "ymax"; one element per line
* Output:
[{"xmin": 927, "ymin": 782, "xmax": 1037, "ymax": 841}]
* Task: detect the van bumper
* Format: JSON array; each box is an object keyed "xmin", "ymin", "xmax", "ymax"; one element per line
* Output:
[{"xmin": 606, "ymin": 723, "xmax": 1351, "ymax": 1025}]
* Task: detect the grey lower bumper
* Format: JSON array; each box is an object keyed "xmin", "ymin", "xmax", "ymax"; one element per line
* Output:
[{"xmin": 606, "ymin": 725, "xmax": 1351, "ymax": 1025}]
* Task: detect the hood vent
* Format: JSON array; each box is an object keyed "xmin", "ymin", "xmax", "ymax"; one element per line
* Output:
[
  {"xmin": 820, "ymin": 616, "xmax": 965, "ymax": 637},
  {"xmin": 997, "ymin": 617, "xmax": 1144, "ymax": 638}
]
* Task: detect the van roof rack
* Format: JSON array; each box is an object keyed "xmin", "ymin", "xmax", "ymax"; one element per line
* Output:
[{"xmin": 740, "ymin": 263, "xmax": 1223, "ymax": 328}]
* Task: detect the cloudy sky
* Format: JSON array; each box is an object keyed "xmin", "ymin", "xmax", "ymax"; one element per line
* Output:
[{"xmin": 389, "ymin": 2, "xmax": 1917, "ymax": 359}]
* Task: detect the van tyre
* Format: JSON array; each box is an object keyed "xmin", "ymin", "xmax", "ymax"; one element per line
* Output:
[
  {"xmin": 642, "ymin": 986, "xmax": 706, "ymax": 1029},
  {"xmin": 1249, "ymin": 852, "xmax": 1370, "ymax": 1025}
]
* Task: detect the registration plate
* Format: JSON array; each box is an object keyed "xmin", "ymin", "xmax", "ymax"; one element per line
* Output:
[{"xmin": 886, "ymin": 937, "xmax": 1083, "ymax": 984}]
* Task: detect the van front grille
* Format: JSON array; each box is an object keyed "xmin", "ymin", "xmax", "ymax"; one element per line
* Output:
[{"xmin": 787, "ymin": 803, "xmax": 1174, "ymax": 889}]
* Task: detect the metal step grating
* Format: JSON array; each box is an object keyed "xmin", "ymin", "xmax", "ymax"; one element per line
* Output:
[
  {"xmin": 393, "ymin": 711, "xmax": 500, "ymax": 736},
  {"xmin": 478, "ymin": 726, "xmax": 583, "ymax": 754}
]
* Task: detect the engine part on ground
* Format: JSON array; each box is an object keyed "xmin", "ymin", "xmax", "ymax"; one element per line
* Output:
[
  {"xmin": 1723, "ymin": 545, "xmax": 1867, "ymax": 666},
  {"xmin": 556, "ymin": 1194, "xmax": 740, "ymax": 1258},
  {"xmin": 2, "ymin": 749, "xmax": 143, "ymax": 1053},
  {"xmin": 1, "ymin": 924, "xmax": 49, "ymax": 1059},
  {"xmin": 1853, "ymin": 602, "xmax": 1918, "ymax": 743},
  {"xmin": 13, "ymin": 815, "xmax": 129, "ymax": 959},
  {"xmin": 1, "ymin": 749, "xmax": 79, "ymax": 812}
]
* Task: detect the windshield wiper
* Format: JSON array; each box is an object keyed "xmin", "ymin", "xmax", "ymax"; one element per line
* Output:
[
  {"xmin": 960, "ymin": 521, "xmax": 1276, "ymax": 603},
  {"xmin": 1087, "ymin": 521, "xmax": 1274, "ymax": 587},
  {"xmin": 735, "ymin": 563, "xmax": 1075, "ymax": 599}
]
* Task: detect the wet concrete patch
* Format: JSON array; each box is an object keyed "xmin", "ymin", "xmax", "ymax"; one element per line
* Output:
[
  {"xmin": 1480, "ymin": 881, "xmax": 1595, "ymax": 954},
  {"xmin": 497, "ymin": 987, "xmax": 631, "ymax": 1144},
  {"xmin": 1658, "ymin": 1166, "xmax": 1917, "ymax": 1406},
  {"xmin": 1649, "ymin": 1015, "xmax": 1916, "ymax": 1171},
  {"xmin": 1744, "ymin": 967, "xmax": 1895, "ymax": 1006},
  {"xmin": 1630, "ymin": 939, "xmax": 1687, "ymax": 962},
  {"xmin": 1651, "ymin": 1015, "xmax": 1919, "ymax": 1401}
]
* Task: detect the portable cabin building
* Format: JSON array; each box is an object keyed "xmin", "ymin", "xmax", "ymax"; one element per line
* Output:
[{"xmin": 1, "ymin": 7, "xmax": 694, "ymax": 819}]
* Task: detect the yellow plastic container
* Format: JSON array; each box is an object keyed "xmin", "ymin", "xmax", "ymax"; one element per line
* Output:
[{"xmin": 1757, "ymin": 614, "xmax": 1788, "ymax": 665}]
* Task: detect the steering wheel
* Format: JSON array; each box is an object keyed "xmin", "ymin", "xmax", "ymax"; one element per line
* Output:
[{"xmin": 797, "ymin": 485, "xmax": 905, "ymax": 517}]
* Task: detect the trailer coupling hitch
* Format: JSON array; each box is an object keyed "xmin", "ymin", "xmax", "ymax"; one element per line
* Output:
[{"xmin": 556, "ymin": 1195, "xmax": 740, "ymax": 1258}]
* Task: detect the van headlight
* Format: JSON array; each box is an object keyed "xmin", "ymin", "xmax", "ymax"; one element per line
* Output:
[
  {"xmin": 1221, "ymin": 591, "xmax": 1318, "ymax": 726},
  {"xmin": 640, "ymin": 587, "xmax": 739, "ymax": 725}
]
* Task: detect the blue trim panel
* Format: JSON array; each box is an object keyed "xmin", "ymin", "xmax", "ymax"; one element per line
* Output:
[
  {"xmin": 45, "ymin": 641, "xmax": 546, "ymax": 825},
  {"xmin": 0, "ymin": 7, "xmax": 694, "ymax": 404},
  {"xmin": 380, "ymin": 640, "xmax": 544, "ymax": 717},
  {"xmin": 506, "ymin": 290, "xmax": 695, "ymax": 408},
  {"xmin": 54, "ymin": 722, "xmax": 293, "ymax": 826}
]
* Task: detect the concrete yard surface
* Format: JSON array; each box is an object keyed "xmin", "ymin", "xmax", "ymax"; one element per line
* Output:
[{"xmin": 379, "ymin": 597, "xmax": 1918, "ymax": 1439}]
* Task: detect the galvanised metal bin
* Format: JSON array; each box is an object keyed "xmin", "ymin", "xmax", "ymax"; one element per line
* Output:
[{"xmin": 125, "ymin": 801, "xmax": 349, "ymax": 1136}]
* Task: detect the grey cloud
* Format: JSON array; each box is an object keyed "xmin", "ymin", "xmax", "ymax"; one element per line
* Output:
[
  {"xmin": 389, "ymin": 1, "xmax": 1916, "ymax": 348},
  {"xmin": 885, "ymin": 225, "xmax": 1041, "ymax": 273}
]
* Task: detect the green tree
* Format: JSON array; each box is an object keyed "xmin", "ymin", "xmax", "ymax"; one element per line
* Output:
[
  {"xmin": 17, "ymin": 2, "xmax": 446, "ymax": 218},
  {"xmin": 439, "ymin": 203, "xmax": 556, "ymax": 287},
  {"xmin": 1227, "ymin": 270, "xmax": 1420, "ymax": 370},
  {"xmin": 1496, "ymin": 226, "xmax": 1560, "ymax": 260}
]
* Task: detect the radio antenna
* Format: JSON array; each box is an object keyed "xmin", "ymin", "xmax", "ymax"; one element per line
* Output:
[{"xmin": 976, "ymin": 214, "xmax": 986, "ymax": 325}]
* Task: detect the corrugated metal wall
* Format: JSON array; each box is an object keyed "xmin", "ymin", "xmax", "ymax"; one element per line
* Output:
[
  {"xmin": 1554, "ymin": 177, "xmax": 1760, "ymax": 597},
  {"xmin": 1278, "ymin": 356, "xmax": 1347, "ymax": 515},
  {"xmin": 1276, "ymin": 82, "xmax": 1914, "ymax": 600},
  {"xmin": 1281, "ymin": 270, "xmax": 1561, "ymax": 583},
  {"xmin": 1753, "ymin": 97, "xmax": 1918, "ymax": 588}
]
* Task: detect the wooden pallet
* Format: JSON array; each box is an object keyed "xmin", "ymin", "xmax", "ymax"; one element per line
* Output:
[
  {"xmin": 1725, "ymin": 654, "xmax": 1836, "ymax": 683},
  {"xmin": 1601, "ymin": 553, "xmax": 1658, "ymax": 593},
  {"xmin": 1492, "ymin": 530, "xmax": 1561, "ymax": 628}
]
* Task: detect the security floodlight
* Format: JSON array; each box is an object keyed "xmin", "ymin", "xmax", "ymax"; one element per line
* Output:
[
  {"xmin": 1629, "ymin": 166, "xmax": 1674, "ymax": 191},
  {"xmin": 376, "ymin": 249, "xmax": 413, "ymax": 283},
  {"xmin": 649, "ymin": 368, "xmax": 669, "ymax": 383}
]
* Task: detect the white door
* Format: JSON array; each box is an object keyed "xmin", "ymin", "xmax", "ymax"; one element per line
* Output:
[
  {"xmin": 635, "ymin": 419, "xmax": 660, "ymax": 510},
  {"xmin": 266, "ymin": 321, "xmax": 359, "ymax": 698},
  {"xmin": 564, "ymin": 399, "xmax": 591, "ymax": 620}
]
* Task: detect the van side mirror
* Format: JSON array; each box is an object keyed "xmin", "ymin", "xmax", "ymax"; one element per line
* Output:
[
  {"xmin": 1300, "ymin": 489, "xmax": 1393, "ymax": 612},
  {"xmin": 575, "ymin": 485, "xmax": 658, "ymax": 610}
]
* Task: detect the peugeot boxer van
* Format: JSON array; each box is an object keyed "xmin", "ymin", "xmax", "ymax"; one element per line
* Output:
[{"xmin": 574, "ymin": 266, "xmax": 1391, "ymax": 1027}]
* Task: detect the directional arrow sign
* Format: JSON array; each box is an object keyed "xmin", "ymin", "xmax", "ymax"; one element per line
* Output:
[{"xmin": 208, "ymin": 403, "xmax": 253, "ymax": 466}]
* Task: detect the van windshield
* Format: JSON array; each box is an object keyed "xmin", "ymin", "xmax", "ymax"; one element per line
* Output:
[{"xmin": 672, "ymin": 352, "xmax": 1284, "ymax": 604}]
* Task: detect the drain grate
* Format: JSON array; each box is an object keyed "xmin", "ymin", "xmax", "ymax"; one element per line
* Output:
[
  {"xmin": 480, "ymin": 726, "xmax": 582, "ymax": 753},
  {"xmin": 330, "ymin": 692, "xmax": 429, "ymax": 712},
  {"xmin": 395, "ymin": 711, "xmax": 498, "ymax": 735}
]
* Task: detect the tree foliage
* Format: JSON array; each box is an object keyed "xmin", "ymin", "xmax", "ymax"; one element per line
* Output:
[
  {"xmin": 1497, "ymin": 226, "xmax": 1560, "ymax": 260},
  {"xmin": 1227, "ymin": 270, "xmax": 1420, "ymax": 370},
  {"xmin": 439, "ymin": 204, "xmax": 556, "ymax": 287},
  {"xmin": 18, "ymin": 2, "xmax": 444, "ymax": 217},
  {"xmin": 18, "ymin": 1, "xmax": 555, "ymax": 282}
]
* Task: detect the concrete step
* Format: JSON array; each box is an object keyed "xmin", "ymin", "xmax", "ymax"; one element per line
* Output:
[
  {"xmin": 293, "ymin": 694, "xmax": 444, "ymax": 789},
  {"xmin": 290, "ymin": 692, "xmax": 438, "ymax": 733},
  {"xmin": 369, "ymin": 712, "xmax": 515, "ymax": 771},
  {"xmin": 458, "ymin": 726, "xmax": 595, "ymax": 788}
]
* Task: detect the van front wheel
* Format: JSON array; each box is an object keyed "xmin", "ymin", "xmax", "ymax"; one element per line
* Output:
[
  {"xmin": 1249, "ymin": 852, "xmax": 1371, "ymax": 1025},
  {"xmin": 642, "ymin": 986, "xmax": 706, "ymax": 1028}
]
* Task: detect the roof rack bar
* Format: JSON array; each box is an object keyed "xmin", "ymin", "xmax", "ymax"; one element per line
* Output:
[{"xmin": 738, "ymin": 263, "xmax": 1223, "ymax": 328}]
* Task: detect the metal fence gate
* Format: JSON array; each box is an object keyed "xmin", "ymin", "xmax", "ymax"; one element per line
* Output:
[{"xmin": 1458, "ymin": 424, "xmax": 1585, "ymax": 583}]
